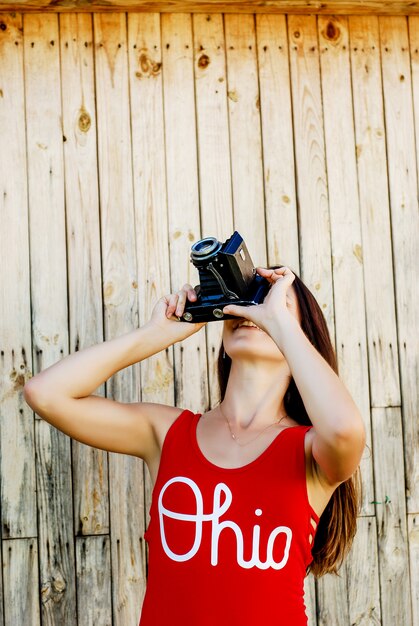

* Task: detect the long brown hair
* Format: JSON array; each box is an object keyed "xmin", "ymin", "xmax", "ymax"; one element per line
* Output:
[{"xmin": 215, "ymin": 265, "xmax": 362, "ymax": 577}]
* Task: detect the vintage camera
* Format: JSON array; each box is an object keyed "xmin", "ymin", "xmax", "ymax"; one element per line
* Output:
[{"xmin": 182, "ymin": 231, "xmax": 271, "ymax": 323}]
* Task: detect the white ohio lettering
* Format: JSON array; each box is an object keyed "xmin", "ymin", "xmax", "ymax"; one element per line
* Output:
[{"xmin": 157, "ymin": 476, "xmax": 292, "ymax": 570}]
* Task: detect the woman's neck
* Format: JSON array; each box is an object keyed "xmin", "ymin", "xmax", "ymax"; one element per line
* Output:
[{"xmin": 220, "ymin": 359, "xmax": 292, "ymax": 429}]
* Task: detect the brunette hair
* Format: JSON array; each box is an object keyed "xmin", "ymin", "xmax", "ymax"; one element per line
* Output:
[{"xmin": 215, "ymin": 265, "xmax": 362, "ymax": 577}]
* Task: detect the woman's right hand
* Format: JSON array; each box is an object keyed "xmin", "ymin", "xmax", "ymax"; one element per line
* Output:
[{"xmin": 147, "ymin": 283, "xmax": 207, "ymax": 343}]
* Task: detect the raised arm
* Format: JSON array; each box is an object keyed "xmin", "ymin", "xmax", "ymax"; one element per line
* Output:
[
  {"xmin": 222, "ymin": 266, "xmax": 366, "ymax": 487},
  {"xmin": 23, "ymin": 285, "xmax": 205, "ymax": 461},
  {"xmin": 265, "ymin": 312, "xmax": 366, "ymax": 485}
]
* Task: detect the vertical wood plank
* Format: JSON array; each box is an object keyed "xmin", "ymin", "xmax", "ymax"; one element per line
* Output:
[
  {"xmin": 0, "ymin": 14, "xmax": 36, "ymax": 538},
  {"xmin": 256, "ymin": 14, "xmax": 314, "ymax": 621},
  {"xmin": 407, "ymin": 514, "xmax": 419, "ymax": 625},
  {"xmin": 345, "ymin": 517, "xmax": 381, "ymax": 624},
  {"xmin": 349, "ymin": 16, "xmax": 401, "ymax": 408},
  {"xmin": 23, "ymin": 14, "xmax": 77, "ymax": 625},
  {"xmin": 75, "ymin": 535, "xmax": 112, "ymax": 626},
  {"xmin": 303, "ymin": 574, "xmax": 317, "ymax": 626},
  {"xmin": 59, "ymin": 13, "xmax": 110, "ymax": 536},
  {"xmin": 127, "ymin": 11, "xmax": 176, "ymax": 596},
  {"xmin": 256, "ymin": 13, "xmax": 300, "ymax": 271},
  {"xmin": 224, "ymin": 13, "xmax": 267, "ymax": 264},
  {"xmin": 316, "ymin": 573, "xmax": 349, "ymax": 626},
  {"xmin": 192, "ymin": 13, "xmax": 234, "ymax": 241},
  {"xmin": 127, "ymin": 11, "xmax": 174, "ymax": 399},
  {"xmin": 317, "ymin": 14, "xmax": 374, "ymax": 518},
  {"xmin": 2, "ymin": 539, "xmax": 40, "ymax": 626},
  {"xmin": 288, "ymin": 14, "xmax": 341, "ymax": 624},
  {"xmin": 93, "ymin": 14, "xmax": 146, "ymax": 626},
  {"xmin": 350, "ymin": 16, "xmax": 412, "ymax": 626},
  {"xmin": 0, "ymin": 533, "xmax": 2, "ymax": 626},
  {"xmin": 161, "ymin": 12, "xmax": 209, "ymax": 409},
  {"xmin": 371, "ymin": 407, "xmax": 411, "ymax": 625},
  {"xmin": 0, "ymin": 542, "xmax": 2, "ymax": 626},
  {"xmin": 405, "ymin": 21, "xmax": 419, "ymax": 618},
  {"xmin": 192, "ymin": 12, "xmax": 234, "ymax": 408},
  {"xmin": 379, "ymin": 16, "xmax": 419, "ymax": 517},
  {"xmin": 379, "ymin": 17, "xmax": 419, "ymax": 612},
  {"xmin": 35, "ymin": 425, "xmax": 77, "ymax": 624},
  {"xmin": 288, "ymin": 15, "xmax": 335, "ymax": 345}
]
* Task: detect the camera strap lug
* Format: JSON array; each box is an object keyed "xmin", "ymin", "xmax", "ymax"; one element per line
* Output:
[{"xmin": 207, "ymin": 262, "xmax": 239, "ymax": 300}]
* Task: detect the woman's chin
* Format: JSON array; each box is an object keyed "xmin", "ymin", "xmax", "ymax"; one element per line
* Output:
[{"xmin": 224, "ymin": 344, "xmax": 285, "ymax": 362}]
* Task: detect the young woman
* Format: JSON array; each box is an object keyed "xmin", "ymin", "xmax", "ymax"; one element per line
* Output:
[{"xmin": 24, "ymin": 265, "xmax": 366, "ymax": 625}]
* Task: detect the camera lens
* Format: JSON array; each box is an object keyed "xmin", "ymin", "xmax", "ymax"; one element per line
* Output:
[{"xmin": 191, "ymin": 237, "xmax": 222, "ymax": 262}]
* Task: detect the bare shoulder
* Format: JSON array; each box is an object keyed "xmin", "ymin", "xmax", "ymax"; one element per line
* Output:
[
  {"xmin": 143, "ymin": 403, "xmax": 188, "ymax": 447},
  {"xmin": 304, "ymin": 427, "xmax": 343, "ymax": 518},
  {"xmin": 139, "ymin": 403, "xmax": 189, "ymax": 482}
]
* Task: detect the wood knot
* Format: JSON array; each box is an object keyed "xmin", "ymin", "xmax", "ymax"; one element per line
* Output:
[
  {"xmin": 227, "ymin": 89, "xmax": 238, "ymax": 102},
  {"xmin": 41, "ymin": 573, "xmax": 67, "ymax": 602},
  {"xmin": 324, "ymin": 20, "xmax": 340, "ymax": 42},
  {"xmin": 52, "ymin": 574, "xmax": 66, "ymax": 593},
  {"xmin": 104, "ymin": 282, "xmax": 114, "ymax": 299},
  {"xmin": 353, "ymin": 243, "xmax": 363, "ymax": 264},
  {"xmin": 136, "ymin": 52, "xmax": 161, "ymax": 78},
  {"xmin": 198, "ymin": 53, "xmax": 210, "ymax": 69},
  {"xmin": 78, "ymin": 109, "xmax": 91, "ymax": 133},
  {"xmin": 10, "ymin": 369, "xmax": 27, "ymax": 390}
]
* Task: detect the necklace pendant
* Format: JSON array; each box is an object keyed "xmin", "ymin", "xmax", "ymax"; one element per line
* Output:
[{"xmin": 218, "ymin": 404, "xmax": 288, "ymax": 448}]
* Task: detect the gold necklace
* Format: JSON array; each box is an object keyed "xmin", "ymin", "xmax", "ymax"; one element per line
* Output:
[{"xmin": 217, "ymin": 403, "xmax": 288, "ymax": 447}]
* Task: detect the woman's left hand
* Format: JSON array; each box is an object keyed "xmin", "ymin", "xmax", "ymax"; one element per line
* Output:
[{"xmin": 222, "ymin": 266, "xmax": 297, "ymax": 334}]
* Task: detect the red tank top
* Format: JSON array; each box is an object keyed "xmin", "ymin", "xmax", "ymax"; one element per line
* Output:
[{"xmin": 139, "ymin": 409, "xmax": 319, "ymax": 626}]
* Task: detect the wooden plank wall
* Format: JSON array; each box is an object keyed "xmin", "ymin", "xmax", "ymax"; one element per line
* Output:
[{"xmin": 0, "ymin": 10, "xmax": 417, "ymax": 626}]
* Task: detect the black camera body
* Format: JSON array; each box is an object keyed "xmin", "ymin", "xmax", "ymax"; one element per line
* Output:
[{"xmin": 182, "ymin": 231, "xmax": 271, "ymax": 323}]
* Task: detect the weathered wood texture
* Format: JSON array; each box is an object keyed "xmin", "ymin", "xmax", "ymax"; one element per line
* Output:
[
  {"xmin": 0, "ymin": 1, "xmax": 419, "ymax": 15},
  {"xmin": 0, "ymin": 10, "xmax": 417, "ymax": 626},
  {"xmin": 94, "ymin": 14, "xmax": 148, "ymax": 626},
  {"xmin": 23, "ymin": 13, "xmax": 77, "ymax": 626}
]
